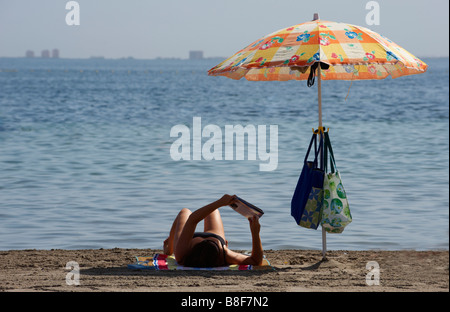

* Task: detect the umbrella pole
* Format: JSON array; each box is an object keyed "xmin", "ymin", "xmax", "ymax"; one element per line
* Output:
[{"xmin": 318, "ymin": 66, "xmax": 327, "ymax": 260}]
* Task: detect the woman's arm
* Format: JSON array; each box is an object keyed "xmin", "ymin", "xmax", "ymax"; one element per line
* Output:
[
  {"xmin": 174, "ymin": 194, "xmax": 235, "ymax": 263},
  {"xmin": 187, "ymin": 194, "xmax": 234, "ymax": 225},
  {"xmin": 225, "ymin": 216, "xmax": 263, "ymax": 266},
  {"xmin": 245, "ymin": 216, "xmax": 263, "ymax": 265}
]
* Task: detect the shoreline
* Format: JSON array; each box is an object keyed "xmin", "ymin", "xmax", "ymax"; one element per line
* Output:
[{"xmin": 0, "ymin": 248, "xmax": 448, "ymax": 292}]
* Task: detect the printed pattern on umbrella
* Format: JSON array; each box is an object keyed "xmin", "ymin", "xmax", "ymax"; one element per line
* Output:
[{"xmin": 208, "ymin": 19, "xmax": 427, "ymax": 81}]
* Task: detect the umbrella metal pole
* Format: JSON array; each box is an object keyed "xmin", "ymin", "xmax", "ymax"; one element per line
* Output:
[{"xmin": 318, "ymin": 66, "xmax": 327, "ymax": 260}]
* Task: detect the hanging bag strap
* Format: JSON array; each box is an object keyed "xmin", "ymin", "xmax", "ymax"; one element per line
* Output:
[
  {"xmin": 313, "ymin": 132, "xmax": 323, "ymax": 169},
  {"xmin": 304, "ymin": 131, "xmax": 323, "ymax": 168},
  {"xmin": 319, "ymin": 132, "xmax": 324, "ymax": 171},
  {"xmin": 324, "ymin": 132, "xmax": 337, "ymax": 173},
  {"xmin": 304, "ymin": 133, "xmax": 316, "ymax": 163}
]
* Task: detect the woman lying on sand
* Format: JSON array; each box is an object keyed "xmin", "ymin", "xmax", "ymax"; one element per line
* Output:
[{"xmin": 163, "ymin": 194, "xmax": 263, "ymax": 267}]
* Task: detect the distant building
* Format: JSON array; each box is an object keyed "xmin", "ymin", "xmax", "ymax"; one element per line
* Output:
[
  {"xmin": 189, "ymin": 51, "xmax": 203, "ymax": 60},
  {"xmin": 25, "ymin": 50, "xmax": 35, "ymax": 58},
  {"xmin": 41, "ymin": 50, "xmax": 50, "ymax": 58},
  {"xmin": 52, "ymin": 49, "xmax": 60, "ymax": 58}
]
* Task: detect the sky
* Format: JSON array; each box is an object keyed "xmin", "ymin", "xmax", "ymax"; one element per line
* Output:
[{"xmin": 0, "ymin": 0, "xmax": 448, "ymax": 59}]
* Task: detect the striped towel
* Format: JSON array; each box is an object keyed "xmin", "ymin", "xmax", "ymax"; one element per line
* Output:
[{"xmin": 127, "ymin": 254, "xmax": 273, "ymax": 271}]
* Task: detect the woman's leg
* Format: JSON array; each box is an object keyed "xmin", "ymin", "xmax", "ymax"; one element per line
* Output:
[
  {"xmin": 164, "ymin": 208, "xmax": 192, "ymax": 255},
  {"xmin": 203, "ymin": 209, "xmax": 226, "ymax": 240}
]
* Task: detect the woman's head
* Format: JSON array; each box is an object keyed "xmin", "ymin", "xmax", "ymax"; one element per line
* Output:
[{"xmin": 183, "ymin": 239, "xmax": 225, "ymax": 267}]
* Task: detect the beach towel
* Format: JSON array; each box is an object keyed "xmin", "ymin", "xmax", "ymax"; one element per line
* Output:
[{"xmin": 127, "ymin": 254, "xmax": 273, "ymax": 271}]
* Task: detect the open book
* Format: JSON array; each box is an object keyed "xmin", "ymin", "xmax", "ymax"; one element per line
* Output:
[{"xmin": 229, "ymin": 196, "xmax": 264, "ymax": 219}]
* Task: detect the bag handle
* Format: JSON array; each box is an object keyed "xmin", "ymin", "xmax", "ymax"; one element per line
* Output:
[
  {"xmin": 304, "ymin": 133, "xmax": 323, "ymax": 168},
  {"xmin": 303, "ymin": 133, "xmax": 315, "ymax": 162},
  {"xmin": 316, "ymin": 134, "xmax": 323, "ymax": 169},
  {"xmin": 324, "ymin": 132, "xmax": 337, "ymax": 173}
]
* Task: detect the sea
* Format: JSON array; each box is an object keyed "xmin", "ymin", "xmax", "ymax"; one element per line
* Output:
[{"xmin": 0, "ymin": 57, "xmax": 448, "ymax": 251}]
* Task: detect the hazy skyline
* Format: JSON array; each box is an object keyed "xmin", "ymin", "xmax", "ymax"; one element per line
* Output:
[{"xmin": 0, "ymin": 0, "xmax": 448, "ymax": 59}]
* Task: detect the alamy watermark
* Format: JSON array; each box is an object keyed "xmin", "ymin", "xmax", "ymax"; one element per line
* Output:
[
  {"xmin": 170, "ymin": 117, "xmax": 278, "ymax": 171},
  {"xmin": 65, "ymin": 1, "xmax": 379, "ymax": 27},
  {"xmin": 65, "ymin": 1, "xmax": 80, "ymax": 26},
  {"xmin": 65, "ymin": 261, "xmax": 80, "ymax": 286},
  {"xmin": 365, "ymin": 1, "xmax": 380, "ymax": 25},
  {"xmin": 366, "ymin": 261, "xmax": 380, "ymax": 286}
]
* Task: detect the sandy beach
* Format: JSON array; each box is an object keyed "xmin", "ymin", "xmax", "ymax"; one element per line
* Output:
[{"xmin": 0, "ymin": 248, "xmax": 447, "ymax": 292}]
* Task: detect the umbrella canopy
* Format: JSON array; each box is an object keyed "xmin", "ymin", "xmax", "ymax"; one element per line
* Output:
[{"xmin": 208, "ymin": 18, "xmax": 427, "ymax": 81}]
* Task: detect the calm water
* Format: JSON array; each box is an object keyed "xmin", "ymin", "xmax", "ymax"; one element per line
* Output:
[{"xmin": 0, "ymin": 57, "xmax": 448, "ymax": 251}]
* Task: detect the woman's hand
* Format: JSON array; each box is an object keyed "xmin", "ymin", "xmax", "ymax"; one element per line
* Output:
[
  {"xmin": 218, "ymin": 194, "xmax": 236, "ymax": 207},
  {"xmin": 248, "ymin": 215, "xmax": 261, "ymax": 236}
]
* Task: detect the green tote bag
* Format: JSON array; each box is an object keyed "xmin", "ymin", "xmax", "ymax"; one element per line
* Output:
[{"xmin": 320, "ymin": 132, "xmax": 352, "ymax": 233}]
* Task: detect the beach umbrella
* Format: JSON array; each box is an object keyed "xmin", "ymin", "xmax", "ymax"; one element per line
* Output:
[{"xmin": 207, "ymin": 13, "xmax": 428, "ymax": 258}]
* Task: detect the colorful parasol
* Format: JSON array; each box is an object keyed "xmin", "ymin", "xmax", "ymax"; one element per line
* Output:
[
  {"xmin": 208, "ymin": 14, "xmax": 427, "ymax": 82},
  {"xmin": 208, "ymin": 14, "xmax": 428, "ymax": 259}
]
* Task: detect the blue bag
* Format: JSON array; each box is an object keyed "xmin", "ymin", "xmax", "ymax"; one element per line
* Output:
[{"xmin": 291, "ymin": 133, "xmax": 324, "ymax": 225}]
